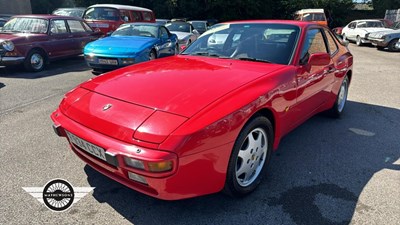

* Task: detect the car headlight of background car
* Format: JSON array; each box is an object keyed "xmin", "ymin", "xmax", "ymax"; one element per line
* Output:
[{"xmin": 1, "ymin": 40, "xmax": 15, "ymax": 51}]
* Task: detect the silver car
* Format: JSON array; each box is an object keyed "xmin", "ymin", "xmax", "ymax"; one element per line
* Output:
[
  {"xmin": 367, "ymin": 21, "xmax": 400, "ymax": 51},
  {"xmin": 165, "ymin": 22, "xmax": 200, "ymax": 50}
]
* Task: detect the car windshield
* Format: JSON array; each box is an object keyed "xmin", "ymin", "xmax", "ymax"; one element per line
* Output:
[
  {"xmin": 166, "ymin": 23, "xmax": 191, "ymax": 33},
  {"xmin": 112, "ymin": 24, "xmax": 158, "ymax": 38},
  {"xmin": 191, "ymin": 22, "xmax": 206, "ymax": 30},
  {"xmin": 53, "ymin": 9, "xmax": 85, "ymax": 18},
  {"xmin": 357, "ymin": 21, "xmax": 384, "ymax": 28},
  {"xmin": 1, "ymin": 17, "xmax": 48, "ymax": 33},
  {"xmin": 182, "ymin": 23, "xmax": 300, "ymax": 65},
  {"xmin": 84, "ymin": 7, "xmax": 120, "ymax": 21},
  {"xmin": 391, "ymin": 22, "xmax": 400, "ymax": 29},
  {"xmin": 302, "ymin": 13, "xmax": 326, "ymax": 21}
]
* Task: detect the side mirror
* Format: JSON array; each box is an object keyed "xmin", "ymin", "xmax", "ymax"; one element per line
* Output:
[
  {"xmin": 193, "ymin": 29, "xmax": 199, "ymax": 35},
  {"xmin": 308, "ymin": 52, "xmax": 330, "ymax": 66}
]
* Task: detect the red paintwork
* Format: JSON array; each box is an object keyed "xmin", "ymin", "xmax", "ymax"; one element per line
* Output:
[
  {"xmin": 51, "ymin": 20, "xmax": 353, "ymax": 200},
  {"xmin": 0, "ymin": 15, "xmax": 102, "ymax": 66}
]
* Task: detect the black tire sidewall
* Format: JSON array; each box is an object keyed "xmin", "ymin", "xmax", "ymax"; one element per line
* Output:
[
  {"xmin": 388, "ymin": 39, "xmax": 399, "ymax": 52},
  {"xmin": 224, "ymin": 116, "xmax": 274, "ymax": 197}
]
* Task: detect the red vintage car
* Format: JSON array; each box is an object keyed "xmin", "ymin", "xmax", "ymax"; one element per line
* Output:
[
  {"xmin": 0, "ymin": 15, "xmax": 102, "ymax": 72},
  {"xmin": 51, "ymin": 20, "xmax": 353, "ymax": 200}
]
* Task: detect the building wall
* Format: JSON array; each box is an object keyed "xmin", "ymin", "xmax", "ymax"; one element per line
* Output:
[{"xmin": 0, "ymin": 0, "xmax": 32, "ymax": 14}]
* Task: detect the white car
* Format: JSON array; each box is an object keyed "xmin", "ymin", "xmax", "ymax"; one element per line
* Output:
[
  {"xmin": 165, "ymin": 22, "xmax": 200, "ymax": 51},
  {"xmin": 342, "ymin": 19, "xmax": 392, "ymax": 46}
]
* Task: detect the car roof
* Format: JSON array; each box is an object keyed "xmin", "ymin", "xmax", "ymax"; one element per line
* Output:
[
  {"xmin": 122, "ymin": 22, "xmax": 161, "ymax": 27},
  {"xmin": 224, "ymin": 20, "xmax": 324, "ymax": 28},
  {"xmin": 189, "ymin": 20, "xmax": 207, "ymax": 23},
  {"xmin": 296, "ymin": 8, "xmax": 324, "ymax": 14},
  {"xmin": 54, "ymin": 7, "xmax": 86, "ymax": 10},
  {"xmin": 11, "ymin": 14, "xmax": 84, "ymax": 20},
  {"xmin": 88, "ymin": 4, "xmax": 152, "ymax": 12},
  {"xmin": 351, "ymin": 19, "xmax": 382, "ymax": 23}
]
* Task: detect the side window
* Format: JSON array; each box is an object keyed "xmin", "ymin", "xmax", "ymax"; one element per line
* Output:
[
  {"xmin": 131, "ymin": 11, "xmax": 141, "ymax": 21},
  {"xmin": 324, "ymin": 29, "xmax": 338, "ymax": 55},
  {"xmin": 120, "ymin": 11, "xmax": 131, "ymax": 22},
  {"xmin": 142, "ymin": 12, "xmax": 152, "ymax": 22},
  {"xmin": 348, "ymin": 23, "xmax": 355, "ymax": 29},
  {"xmin": 67, "ymin": 20, "xmax": 86, "ymax": 33},
  {"xmin": 50, "ymin": 20, "xmax": 68, "ymax": 34},
  {"xmin": 160, "ymin": 27, "xmax": 169, "ymax": 38},
  {"xmin": 300, "ymin": 28, "xmax": 328, "ymax": 63},
  {"xmin": 82, "ymin": 22, "xmax": 94, "ymax": 32}
]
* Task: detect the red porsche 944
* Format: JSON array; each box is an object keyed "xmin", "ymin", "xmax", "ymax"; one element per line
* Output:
[{"xmin": 51, "ymin": 20, "xmax": 353, "ymax": 200}]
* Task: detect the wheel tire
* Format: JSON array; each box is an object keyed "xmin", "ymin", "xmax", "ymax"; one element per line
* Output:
[
  {"xmin": 387, "ymin": 38, "xmax": 399, "ymax": 52},
  {"xmin": 223, "ymin": 116, "xmax": 273, "ymax": 197},
  {"xmin": 149, "ymin": 49, "xmax": 157, "ymax": 60},
  {"xmin": 24, "ymin": 50, "xmax": 46, "ymax": 72},
  {"xmin": 327, "ymin": 75, "xmax": 349, "ymax": 118},
  {"xmin": 356, "ymin": 36, "xmax": 363, "ymax": 46}
]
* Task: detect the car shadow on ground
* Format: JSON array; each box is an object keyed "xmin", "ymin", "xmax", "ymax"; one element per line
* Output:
[
  {"xmin": 84, "ymin": 100, "xmax": 399, "ymax": 225},
  {"xmin": 0, "ymin": 55, "xmax": 90, "ymax": 79}
]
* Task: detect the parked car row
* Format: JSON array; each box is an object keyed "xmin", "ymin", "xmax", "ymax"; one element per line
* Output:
[{"xmin": 336, "ymin": 19, "xmax": 400, "ymax": 51}]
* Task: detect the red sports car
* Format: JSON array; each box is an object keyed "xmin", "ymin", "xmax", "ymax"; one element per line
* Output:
[{"xmin": 51, "ymin": 20, "xmax": 353, "ymax": 200}]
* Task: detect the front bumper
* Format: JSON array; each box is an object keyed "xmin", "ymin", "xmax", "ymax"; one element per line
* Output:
[
  {"xmin": 0, "ymin": 56, "xmax": 25, "ymax": 66},
  {"xmin": 51, "ymin": 108, "xmax": 230, "ymax": 200},
  {"xmin": 367, "ymin": 37, "xmax": 389, "ymax": 47}
]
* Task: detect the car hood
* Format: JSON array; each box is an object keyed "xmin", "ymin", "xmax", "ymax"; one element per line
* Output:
[
  {"xmin": 84, "ymin": 36, "xmax": 157, "ymax": 55},
  {"xmin": 368, "ymin": 29, "xmax": 400, "ymax": 38},
  {"xmin": 170, "ymin": 31, "xmax": 190, "ymax": 40},
  {"xmin": 80, "ymin": 55, "xmax": 285, "ymax": 118}
]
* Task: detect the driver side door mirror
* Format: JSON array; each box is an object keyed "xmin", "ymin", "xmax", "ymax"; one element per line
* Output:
[{"xmin": 308, "ymin": 52, "xmax": 331, "ymax": 66}]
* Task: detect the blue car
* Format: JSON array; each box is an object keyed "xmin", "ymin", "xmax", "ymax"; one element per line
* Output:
[{"xmin": 84, "ymin": 23, "xmax": 179, "ymax": 73}]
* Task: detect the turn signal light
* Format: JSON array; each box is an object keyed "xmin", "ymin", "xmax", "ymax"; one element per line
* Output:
[{"xmin": 148, "ymin": 161, "xmax": 173, "ymax": 172}]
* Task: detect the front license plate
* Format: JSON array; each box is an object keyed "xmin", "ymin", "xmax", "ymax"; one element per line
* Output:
[
  {"xmin": 66, "ymin": 131, "xmax": 107, "ymax": 161},
  {"xmin": 98, "ymin": 59, "xmax": 118, "ymax": 65}
]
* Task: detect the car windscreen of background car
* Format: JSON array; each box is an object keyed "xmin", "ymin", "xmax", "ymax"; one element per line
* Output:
[
  {"xmin": 358, "ymin": 21, "xmax": 384, "ymax": 28},
  {"xmin": 1, "ymin": 17, "xmax": 49, "ymax": 33},
  {"xmin": 182, "ymin": 23, "xmax": 300, "ymax": 65},
  {"xmin": 53, "ymin": 9, "xmax": 84, "ymax": 18},
  {"xmin": 112, "ymin": 25, "xmax": 158, "ymax": 38},
  {"xmin": 166, "ymin": 23, "xmax": 191, "ymax": 33},
  {"xmin": 84, "ymin": 7, "xmax": 120, "ymax": 21}
]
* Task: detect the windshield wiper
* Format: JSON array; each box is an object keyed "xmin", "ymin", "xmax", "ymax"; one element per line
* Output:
[
  {"xmin": 187, "ymin": 51, "xmax": 230, "ymax": 58},
  {"xmin": 236, "ymin": 57, "xmax": 272, "ymax": 63}
]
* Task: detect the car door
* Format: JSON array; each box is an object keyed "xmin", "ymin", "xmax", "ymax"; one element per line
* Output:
[
  {"xmin": 66, "ymin": 19, "xmax": 92, "ymax": 55},
  {"xmin": 157, "ymin": 26, "xmax": 175, "ymax": 57},
  {"xmin": 294, "ymin": 27, "xmax": 335, "ymax": 121},
  {"xmin": 346, "ymin": 22, "xmax": 357, "ymax": 40},
  {"xmin": 47, "ymin": 19, "xmax": 73, "ymax": 58}
]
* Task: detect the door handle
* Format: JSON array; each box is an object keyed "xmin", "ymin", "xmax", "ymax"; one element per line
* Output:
[{"xmin": 324, "ymin": 66, "xmax": 336, "ymax": 74}]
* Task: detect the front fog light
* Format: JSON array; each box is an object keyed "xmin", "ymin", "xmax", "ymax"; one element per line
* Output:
[
  {"xmin": 128, "ymin": 172, "xmax": 148, "ymax": 185},
  {"xmin": 124, "ymin": 157, "xmax": 145, "ymax": 170},
  {"xmin": 148, "ymin": 161, "xmax": 173, "ymax": 172}
]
